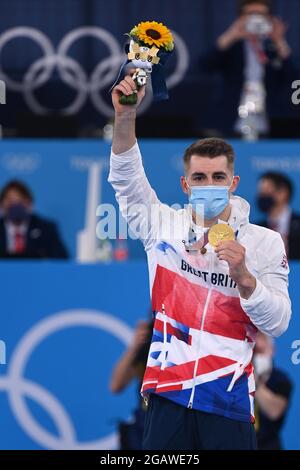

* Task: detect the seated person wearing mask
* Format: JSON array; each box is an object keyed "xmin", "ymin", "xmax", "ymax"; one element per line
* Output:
[
  {"xmin": 256, "ymin": 172, "xmax": 300, "ymax": 260},
  {"xmin": 0, "ymin": 180, "xmax": 68, "ymax": 259},
  {"xmin": 254, "ymin": 332, "xmax": 293, "ymax": 450}
]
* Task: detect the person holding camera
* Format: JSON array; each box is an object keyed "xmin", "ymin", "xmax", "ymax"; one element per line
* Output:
[
  {"xmin": 202, "ymin": 0, "xmax": 298, "ymax": 137},
  {"xmin": 253, "ymin": 332, "xmax": 293, "ymax": 450},
  {"xmin": 110, "ymin": 319, "xmax": 153, "ymax": 450}
]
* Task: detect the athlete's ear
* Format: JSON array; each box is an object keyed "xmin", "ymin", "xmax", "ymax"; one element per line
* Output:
[
  {"xmin": 180, "ymin": 176, "xmax": 189, "ymax": 195},
  {"xmin": 230, "ymin": 176, "xmax": 240, "ymax": 194}
]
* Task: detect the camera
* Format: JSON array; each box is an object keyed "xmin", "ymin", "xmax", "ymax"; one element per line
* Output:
[{"xmin": 246, "ymin": 14, "xmax": 273, "ymax": 36}]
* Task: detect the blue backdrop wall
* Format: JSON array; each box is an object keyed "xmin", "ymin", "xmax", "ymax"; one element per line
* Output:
[
  {"xmin": 0, "ymin": 261, "xmax": 299, "ymax": 450},
  {"xmin": 0, "ymin": 139, "xmax": 300, "ymax": 259}
]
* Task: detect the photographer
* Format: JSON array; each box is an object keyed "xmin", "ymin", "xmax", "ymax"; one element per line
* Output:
[
  {"xmin": 202, "ymin": 0, "xmax": 299, "ymax": 137},
  {"xmin": 254, "ymin": 332, "xmax": 293, "ymax": 449},
  {"xmin": 110, "ymin": 319, "xmax": 153, "ymax": 450}
]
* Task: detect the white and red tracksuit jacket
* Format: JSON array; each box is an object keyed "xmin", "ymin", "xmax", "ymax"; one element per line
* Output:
[{"xmin": 109, "ymin": 142, "xmax": 292, "ymax": 423}]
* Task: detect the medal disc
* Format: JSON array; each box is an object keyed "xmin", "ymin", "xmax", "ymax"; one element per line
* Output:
[{"xmin": 208, "ymin": 224, "xmax": 235, "ymax": 247}]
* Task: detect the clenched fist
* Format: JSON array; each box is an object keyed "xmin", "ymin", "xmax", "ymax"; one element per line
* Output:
[{"xmin": 112, "ymin": 73, "xmax": 146, "ymax": 114}]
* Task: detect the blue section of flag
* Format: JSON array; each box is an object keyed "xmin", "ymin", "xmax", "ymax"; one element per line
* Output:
[
  {"xmin": 192, "ymin": 373, "xmax": 251, "ymax": 421},
  {"xmin": 150, "ymin": 351, "xmax": 161, "ymax": 360},
  {"xmin": 153, "ymin": 372, "xmax": 251, "ymax": 422},
  {"xmin": 168, "ymin": 317, "xmax": 190, "ymax": 334},
  {"xmin": 158, "ymin": 388, "xmax": 191, "ymax": 407}
]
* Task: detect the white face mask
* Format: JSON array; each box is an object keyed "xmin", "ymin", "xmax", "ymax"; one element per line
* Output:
[{"xmin": 253, "ymin": 354, "xmax": 273, "ymax": 376}]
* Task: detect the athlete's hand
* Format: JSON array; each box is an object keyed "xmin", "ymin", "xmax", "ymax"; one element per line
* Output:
[
  {"xmin": 112, "ymin": 72, "xmax": 146, "ymax": 114},
  {"xmin": 215, "ymin": 240, "xmax": 256, "ymax": 299},
  {"xmin": 111, "ymin": 70, "xmax": 146, "ymax": 154},
  {"xmin": 215, "ymin": 240, "xmax": 247, "ymax": 281}
]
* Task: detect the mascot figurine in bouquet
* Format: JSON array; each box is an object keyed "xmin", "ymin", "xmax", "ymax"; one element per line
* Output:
[{"xmin": 113, "ymin": 21, "xmax": 174, "ymax": 105}]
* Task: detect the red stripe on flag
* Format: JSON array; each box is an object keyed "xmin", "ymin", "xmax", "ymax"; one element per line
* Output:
[
  {"xmin": 196, "ymin": 355, "xmax": 236, "ymax": 375},
  {"xmin": 203, "ymin": 290, "xmax": 254, "ymax": 340},
  {"xmin": 152, "ymin": 265, "xmax": 209, "ymax": 329},
  {"xmin": 157, "ymin": 383, "xmax": 183, "ymax": 392},
  {"xmin": 143, "ymin": 365, "xmax": 160, "ymax": 384},
  {"xmin": 152, "ymin": 265, "xmax": 255, "ymax": 340},
  {"xmin": 157, "ymin": 360, "xmax": 196, "ymax": 383},
  {"xmin": 245, "ymin": 362, "xmax": 254, "ymax": 377}
]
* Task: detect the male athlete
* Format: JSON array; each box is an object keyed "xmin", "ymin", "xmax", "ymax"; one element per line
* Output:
[{"xmin": 109, "ymin": 75, "xmax": 291, "ymax": 450}]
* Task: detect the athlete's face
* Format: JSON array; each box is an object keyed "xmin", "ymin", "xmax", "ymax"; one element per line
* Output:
[{"xmin": 180, "ymin": 155, "xmax": 240, "ymax": 195}]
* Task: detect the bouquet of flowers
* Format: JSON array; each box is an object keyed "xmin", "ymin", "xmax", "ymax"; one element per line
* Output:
[{"xmin": 113, "ymin": 21, "xmax": 174, "ymax": 105}]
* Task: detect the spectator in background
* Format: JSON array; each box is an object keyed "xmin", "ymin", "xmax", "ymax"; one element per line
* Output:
[
  {"xmin": 110, "ymin": 319, "xmax": 153, "ymax": 450},
  {"xmin": 256, "ymin": 172, "xmax": 300, "ymax": 259},
  {"xmin": 0, "ymin": 180, "xmax": 68, "ymax": 259},
  {"xmin": 254, "ymin": 332, "xmax": 293, "ymax": 450},
  {"xmin": 201, "ymin": 0, "xmax": 298, "ymax": 137}
]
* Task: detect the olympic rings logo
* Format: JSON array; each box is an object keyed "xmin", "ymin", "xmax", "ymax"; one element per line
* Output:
[
  {"xmin": 0, "ymin": 26, "xmax": 189, "ymax": 117},
  {"xmin": 0, "ymin": 310, "xmax": 134, "ymax": 449}
]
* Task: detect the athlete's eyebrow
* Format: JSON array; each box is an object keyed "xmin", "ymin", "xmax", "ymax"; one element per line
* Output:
[
  {"xmin": 191, "ymin": 171, "xmax": 227, "ymax": 178},
  {"xmin": 191, "ymin": 172, "xmax": 207, "ymax": 178}
]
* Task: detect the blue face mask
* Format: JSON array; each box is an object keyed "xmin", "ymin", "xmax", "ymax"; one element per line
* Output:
[
  {"xmin": 187, "ymin": 183, "xmax": 232, "ymax": 221},
  {"xmin": 6, "ymin": 203, "xmax": 29, "ymax": 224}
]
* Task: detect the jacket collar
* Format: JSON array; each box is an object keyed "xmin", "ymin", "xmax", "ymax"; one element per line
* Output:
[{"xmin": 228, "ymin": 195, "xmax": 250, "ymax": 231}]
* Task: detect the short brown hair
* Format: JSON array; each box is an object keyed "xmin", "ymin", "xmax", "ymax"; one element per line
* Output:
[{"xmin": 183, "ymin": 138, "xmax": 235, "ymax": 173}]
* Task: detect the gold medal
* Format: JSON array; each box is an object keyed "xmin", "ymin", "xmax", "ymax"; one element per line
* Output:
[{"xmin": 208, "ymin": 223, "xmax": 235, "ymax": 248}]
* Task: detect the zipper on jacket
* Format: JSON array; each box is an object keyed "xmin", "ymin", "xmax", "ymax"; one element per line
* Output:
[
  {"xmin": 226, "ymin": 337, "xmax": 250, "ymax": 392},
  {"xmin": 161, "ymin": 303, "xmax": 167, "ymax": 371},
  {"xmin": 188, "ymin": 250, "xmax": 214, "ymax": 409},
  {"xmin": 143, "ymin": 396, "xmax": 149, "ymax": 408}
]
